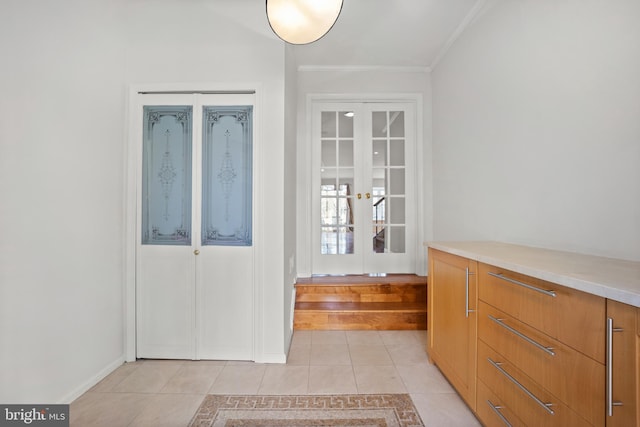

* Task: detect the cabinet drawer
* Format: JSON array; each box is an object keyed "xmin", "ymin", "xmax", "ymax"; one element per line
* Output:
[
  {"xmin": 478, "ymin": 341, "xmax": 591, "ymax": 427},
  {"xmin": 479, "ymin": 301, "xmax": 604, "ymax": 426},
  {"xmin": 477, "ymin": 379, "xmax": 526, "ymax": 427},
  {"xmin": 479, "ymin": 263, "xmax": 605, "ymax": 363}
]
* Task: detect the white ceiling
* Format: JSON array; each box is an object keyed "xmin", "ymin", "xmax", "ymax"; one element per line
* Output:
[{"xmin": 291, "ymin": 0, "xmax": 482, "ymax": 69}]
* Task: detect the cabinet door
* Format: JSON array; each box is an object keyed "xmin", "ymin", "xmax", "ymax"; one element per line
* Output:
[
  {"xmin": 606, "ymin": 300, "xmax": 639, "ymax": 427},
  {"xmin": 427, "ymin": 248, "xmax": 477, "ymax": 409}
]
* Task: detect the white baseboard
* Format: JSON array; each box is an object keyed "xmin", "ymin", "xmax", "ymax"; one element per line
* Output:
[
  {"xmin": 59, "ymin": 356, "xmax": 125, "ymax": 404},
  {"xmin": 254, "ymin": 353, "xmax": 287, "ymax": 364}
]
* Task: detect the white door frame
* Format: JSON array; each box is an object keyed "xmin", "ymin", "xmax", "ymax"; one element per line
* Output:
[
  {"xmin": 302, "ymin": 93, "xmax": 425, "ymax": 276},
  {"xmin": 123, "ymin": 83, "xmax": 265, "ymax": 362}
]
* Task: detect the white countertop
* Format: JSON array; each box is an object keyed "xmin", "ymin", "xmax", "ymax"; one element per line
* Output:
[{"xmin": 428, "ymin": 241, "xmax": 640, "ymax": 307}]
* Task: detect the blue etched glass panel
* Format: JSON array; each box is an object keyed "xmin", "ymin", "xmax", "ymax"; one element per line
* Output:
[
  {"xmin": 141, "ymin": 106, "xmax": 192, "ymax": 245},
  {"xmin": 202, "ymin": 106, "xmax": 252, "ymax": 246}
]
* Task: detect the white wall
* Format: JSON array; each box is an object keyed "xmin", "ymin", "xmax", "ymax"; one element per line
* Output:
[
  {"xmin": 0, "ymin": 0, "xmax": 127, "ymax": 403},
  {"xmin": 296, "ymin": 68, "xmax": 433, "ymax": 275},
  {"xmin": 283, "ymin": 46, "xmax": 298, "ymax": 352},
  {"xmin": 431, "ymin": 0, "xmax": 640, "ymax": 261},
  {"xmin": 0, "ymin": 0, "xmax": 289, "ymax": 403}
]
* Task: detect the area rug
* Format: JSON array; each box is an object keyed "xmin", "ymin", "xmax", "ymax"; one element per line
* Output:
[{"xmin": 188, "ymin": 394, "xmax": 424, "ymax": 427}]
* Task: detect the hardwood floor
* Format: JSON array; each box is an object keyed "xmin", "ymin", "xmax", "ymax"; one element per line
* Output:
[{"xmin": 293, "ymin": 274, "xmax": 427, "ymax": 330}]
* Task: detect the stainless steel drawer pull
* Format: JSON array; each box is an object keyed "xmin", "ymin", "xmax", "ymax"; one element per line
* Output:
[
  {"xmin": 465, "ymin": 268, "xmax": 476, "ymax": 318},
  {"xmin": 606, "ymin": 317, "xmax": 625, "ymax": 416},
  {"xmin": 487, "ymin": 400, "xmax": 513, "ymax": 427},
  {"xmin": 488, "ymin": 357, "xmax": 555, "ymax": 415},
  {"xmin": 489, "ymin": 315, "xmax": 556, "ymax": 356},
  {"xmin": 488, "ymin": 272, "xmax": 557, "ymax": 297}
]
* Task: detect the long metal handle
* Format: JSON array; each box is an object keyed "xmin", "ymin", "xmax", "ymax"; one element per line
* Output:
[
  {"xmin": 488, "ymin": 357, "xmax": 555, "ymax": 415},
  {"xmin": 465, "ymin": 268, "xmax": 476, "ymax": 318},
  {"xmin": 606, "ymin": 317, "xmax": 624, "ymax": 416},
  {"xmin": 488, "ymin": 272, "xmax": 557, "ymax": 297},
  {"xmin": 489, "ymin": 315, "xmax": 555, "ymax": 356},
  {"xmin": 487, "ymin": 400, "xmax": 513, "ymax": 427}
]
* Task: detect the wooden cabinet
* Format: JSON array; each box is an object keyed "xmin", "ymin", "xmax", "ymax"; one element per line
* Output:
[
  {"xmin": 477, "ymin": 263, "xmax": 606, "ymax": 426},
  {"xmin": 478, "ymin": 340, "xmax": 592, "ymax": 427},
  {"xmin": 606, "ymin": 300, "xmax": 640, "ymax": 427},
  {"xmin": 427, "ymin": 248, "xmax": 477, "ymax": 409},
  {"xmin": 479, "ymin": 263, "xmax": 605, "ymax": 363},
  {"xmin": 427, "ymin": 243, "xmax": 640, "ymax": 427},
  {"xmin": 478, "ymin": 301, "xmax": 604, "ymax": 425}
]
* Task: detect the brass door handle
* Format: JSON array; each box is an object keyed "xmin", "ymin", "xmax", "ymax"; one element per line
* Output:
[
  {"xmin": 357, "ymin": 193, "xmax": 362, "ymax": 199},
  {"xmin": 366, "ymin": 193, "xmax": 371, "ymax": 199},
  {"xmin": 194, "ymin": 249, "xmax": 200, "ymax": 255}
]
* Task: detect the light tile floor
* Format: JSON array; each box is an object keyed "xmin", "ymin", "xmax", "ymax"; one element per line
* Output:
[{"xmin": 71, "ymin": 330, "xmax": 480, "ymax": 426}]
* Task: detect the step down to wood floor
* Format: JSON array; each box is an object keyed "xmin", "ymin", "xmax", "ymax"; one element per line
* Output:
[{"xmin": 293, "ymin": 274, "xmax": 427, "ymax": 330}]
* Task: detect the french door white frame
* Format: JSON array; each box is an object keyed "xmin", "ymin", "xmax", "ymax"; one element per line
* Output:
[
  {"xmin": 123, "ymin": 83, "xmax": 266, "ymax": 362},
  {"xmin": 301, "ymin": 93, "xmax": 425, "ymax": 277}
]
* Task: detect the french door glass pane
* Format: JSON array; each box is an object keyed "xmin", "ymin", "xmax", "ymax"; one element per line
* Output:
[
  {"xmin": 141, "ymin": 106, "xmax": 192, "ymax": 245},
  {"xmin": 338, "ymin": 112, "xmax": 354, "ymax": 137},
  {"xmin": 388, "ymin": 226, "xmax": 406, "ymax": 253},
  {"xmin": 201, "ymin": 106, "xmax": 253, "ymax": 246},
  {"xmin": 372, "ymin": 112, "xmax": 387, "ymax": 137},
  {"xmin": 372, "ymin": 141, "xmax": 387, "ymax": 166},
  {"xmin": 389, "ymin": 111, "xmax": 405, "ymax": 137},
  {"xmin": 389, "ymin": 169, "xmax": 405, "ymax": 195},
  {"xmin": 390, "ymin": 140, "xmax": 405, "ymax": 166},
  {"xmin": 338, "ymin": 140, "xmax": 354, "ymax": 166},
  {"xmin": 321, "ymin": 140, "xmax": 336, "ymax": 166}
]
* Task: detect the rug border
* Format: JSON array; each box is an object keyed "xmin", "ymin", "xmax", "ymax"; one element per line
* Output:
[{"xmin": 188, "ymin": 394, "xmax": 425, "ymax": 427}]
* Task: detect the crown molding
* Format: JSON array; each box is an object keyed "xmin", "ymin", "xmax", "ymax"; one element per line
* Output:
[
  {"xmin": 430, "ymin": 0, "xmax": 487, "ymax": 71},
  {"xmin": 298, "ymin": 65, "xmax": 431, "ymax": 73}
]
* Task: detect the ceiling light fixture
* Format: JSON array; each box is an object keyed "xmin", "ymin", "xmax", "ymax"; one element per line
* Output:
[{"xmin": 266, "ymin": 0, "xmax": 344, "ymax": 45}]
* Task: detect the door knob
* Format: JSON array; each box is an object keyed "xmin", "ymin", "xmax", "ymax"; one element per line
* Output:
[
  {"xmin": 366, "ymin": 193, "xmax": 371, "ymax": 199},
  {"xmin": 357, "ymin": 193, "xmax": 362, "ymax": 199},
  {"xmin": 194, "ymin": 249, "xmax": 200, "ymax": 255}
]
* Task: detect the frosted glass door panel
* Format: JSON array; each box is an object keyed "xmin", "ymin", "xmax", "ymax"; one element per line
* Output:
[
  {"xmin": 141, "ymin": 106, "xmax": 193, "ymax": 245},
  {"xmin": 201, "ymin": 106, "xmax": 253, "ymax": 246}
]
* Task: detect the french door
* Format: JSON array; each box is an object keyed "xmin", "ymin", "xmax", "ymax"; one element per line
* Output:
[
  {"xmin": 311, "ymin": 102, "xmax": 416, "ymax": 274},
  {"xmin": 135, "ymin": 93, "xmax": 254, "ymax": 360}
]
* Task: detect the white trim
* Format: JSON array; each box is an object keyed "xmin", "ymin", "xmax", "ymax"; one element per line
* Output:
[
  {"xmin": 430, "ymin": 0, "xmax": 487, "ymax": 71},
  {"xmin": 252, "ymin": 86, "xmax": 265, "ymax": 364},
  {"xmin": 59, "ymin": 356, "xmax": 125, "ymax": 403},
  {"xmin": 413, "ymin": 96, "xmax": 427, "ymax": 276},
  {"xmin": 124, "ymin": 82, "xmax": 265, "ymax": 362},
  {"xmin": 257, "ymin": 353, "xmax": 287, "ymax": 364},
  {"xmin": 289, "ymin": 287, "xmax": 296, "ymax": 331},
  {"xmin": 124, "ymin": 87, "xmax": 138, "ymax": 362},
  {"xmin": 306, "ymin": 92, "xmax": 423, "ymax": 104},
  {"xmin": 298, "ymin": 65, "xmax": 431, "ymax": 74}
]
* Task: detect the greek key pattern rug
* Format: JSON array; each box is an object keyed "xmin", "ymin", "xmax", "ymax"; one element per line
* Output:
[{"xmin": 188, "ymin": 394, "xmax": 424, "ymax": 427}]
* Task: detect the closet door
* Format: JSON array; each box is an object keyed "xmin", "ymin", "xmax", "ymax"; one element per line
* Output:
[
  {"xmin": 196, "ymin": 95, "xmax": 254, "ymax": 360},
  {"xmin": 135, "ymin": 93, "xmax": 254, "ymax": 360},
  {"xmin": 136, "ymin": 95, "xmax": 197, "ymax": 359}
]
